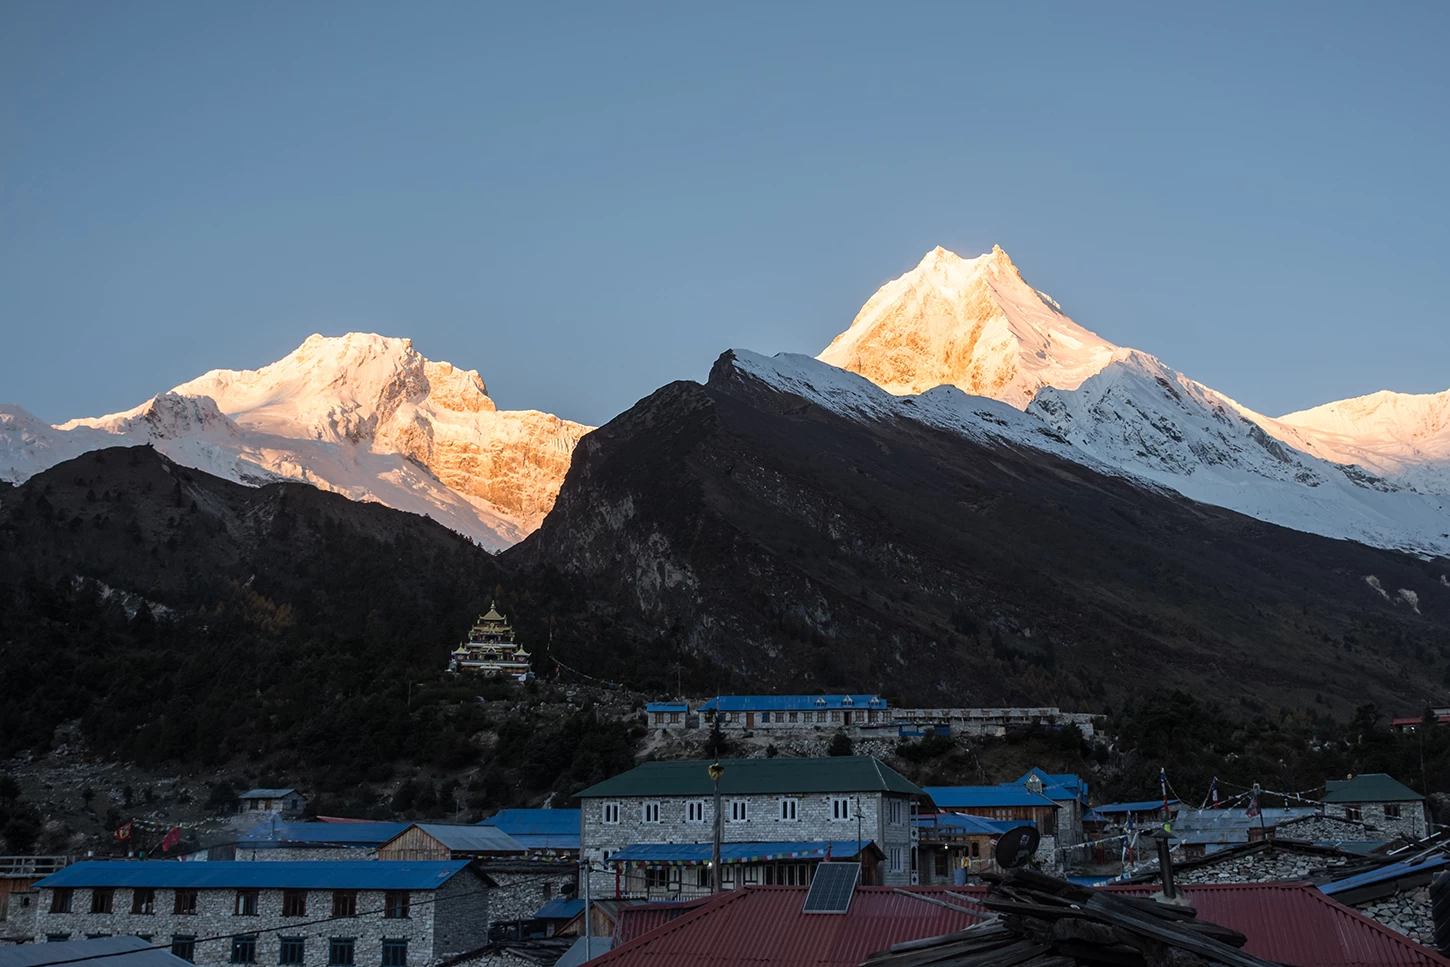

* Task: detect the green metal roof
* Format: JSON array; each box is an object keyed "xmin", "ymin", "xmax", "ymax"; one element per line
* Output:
[
  {"xmin": 1322, "ymin": 773, "xmax": 1424, "ymax": 803},
  {"xmin": 576, "ymin": 756, "xmax": 926, "ymax": 799}
]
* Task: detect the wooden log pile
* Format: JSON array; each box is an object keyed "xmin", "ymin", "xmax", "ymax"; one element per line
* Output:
[{"xmin": 862, "ymin": 869, "xmax": 1283, "ymax": 967}]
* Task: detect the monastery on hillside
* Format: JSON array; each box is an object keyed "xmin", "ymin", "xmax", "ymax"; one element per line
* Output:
[{"xmin": 449, "ymin": 604, "xmax": 532, "ymax": 681}]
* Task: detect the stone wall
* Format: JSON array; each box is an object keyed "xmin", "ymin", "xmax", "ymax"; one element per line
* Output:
[
  {"xmin": 1272, "ymin": 815, "xmax": 1377, "ymax": 844},
  {"xmin": 481, "ymin": 871, "xmax": 577, "ymax": 926},
  {"xmin": 1353, "ymin": 886, "xmax": 1434, "ymax": 946},
  {"xmin": 1324, "ymin": 802, "xmax": 1428, "ymax": 840},
  {"xmin": 581, "ymin": 790, "xmax": 914, "ymax": 890},
  {"xmin": 238, "ymin": 847, "xmax": 379, "ymax": 862}
]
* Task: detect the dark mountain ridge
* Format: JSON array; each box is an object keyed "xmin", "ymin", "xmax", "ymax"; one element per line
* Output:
[{"xmin": 510, "ymin": 350, "xmax": 1450, "ymax": 716}]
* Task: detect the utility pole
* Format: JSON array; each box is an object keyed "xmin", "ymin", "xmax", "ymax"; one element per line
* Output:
[
  {"xmin": 709, "ymin": 761, "xmax": 724, "ymax": 894},
  {"xmin": 582, "ymin": 855, "xmax": 592, "ymax": 961}
]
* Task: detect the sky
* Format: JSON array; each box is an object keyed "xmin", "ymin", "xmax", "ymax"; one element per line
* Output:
[{"xmin": 1, "ymin": 2, "xmax": 1447, "ymax": 427}]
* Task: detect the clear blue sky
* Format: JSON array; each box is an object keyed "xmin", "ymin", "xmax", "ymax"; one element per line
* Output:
[{"xmin": 2, "ymin": 2, "xmax": 1446, "ymax": 426}]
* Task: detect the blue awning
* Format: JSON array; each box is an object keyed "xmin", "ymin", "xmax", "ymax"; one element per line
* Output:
[
  {"xmin": 1320, "ymin": 855, "xmax": 1450, "ymax": 896},
  {"xmin": 608, "ymin": 841, "xmax": 875, "ymax": 866}
]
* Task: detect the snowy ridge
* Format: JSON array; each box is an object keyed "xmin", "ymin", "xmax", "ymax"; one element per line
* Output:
[
  {"xmin": 1, "ymin": 334, "xmax": 592, "ymax": 549},
  {"xmin": 811, "ymin": 246, "xmax": 1450, "ymax": 558}
]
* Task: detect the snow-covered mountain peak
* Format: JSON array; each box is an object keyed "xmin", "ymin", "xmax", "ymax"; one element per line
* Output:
[{"xmin": 817, "ymin": 245, "xmax": 1118, "ymax": 409}]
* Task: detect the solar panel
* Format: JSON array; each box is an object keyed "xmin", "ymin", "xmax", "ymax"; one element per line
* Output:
[{"xmin": 802, "ymin": 862, "xmax": 860, "ymax": 914}]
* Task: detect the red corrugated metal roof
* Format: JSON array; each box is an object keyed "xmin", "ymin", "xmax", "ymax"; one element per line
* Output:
[
  {"xmin": 613, "ymin": 899, "xmax": 711, "ymax": 945},
  {"xmin": 594, "ymin": 883, "xmax": 1450, "ymax": 967}
]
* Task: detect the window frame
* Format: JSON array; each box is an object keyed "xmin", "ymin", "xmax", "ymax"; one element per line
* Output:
[
  {"xmin": 1384, "ymin": 803, "xmax": 1402, "ymax": 819},
  {"xmin": 234, "ymin": 889, "xmax": 260, "ymax": 917},
  {"xmin": 231, "ymin": 935, "xmax": 258, "ymax": 965},
  {"xmin": 830, "ymin": 796, "xmax": 852, "ymax": 821},
  {"xmin": 383, "ymin": 891, "xmax": 411, "ymax": 920},
  {"xmin": 329, "ymin": 937, "xmax": 356, "ymax": 967},
  {"xmin": 729, "ymin": 799, "xmax": 749, "ymax": 823},
  {"xmin": 279, "ymin": 938, "xmax": 305, "ymax": 966},
  {"xmin": 685, "ymin": 800, "xmax": 706, "ymax": 824},
  {"xmin": 642, "ymin": 801, "xmax": 661, "ymax": 824},
  {"xmin": 90, "ymin": 889, "xmax": 114, "ymax": 915},
  {"xmin": 171, "ymin": 936, "xmax": 197, "ymax": 962},
  {"xmin": 281, "ymin": 890, "xmax": 307, "ymax": 918},
  {"xmin": 381, "ymin": 939, "xmax": 408, "ymax": 967},
  {"xmin": 331, "ymin": 891, "xmax": 358, "ymax": 918},
  {"xmin": 50, "ymin": 888, "xmax": 73, "ymax": 914},
  {"xmin": 779, "ymin": 797, "xmax": 799, "ymax": 822},
  {"xmin": 601, "ymin": 801, "xmax": 621, "ymax": 825},
  {"xmin": 131, "ymin": 888, "xmax": 156, "ymax": 915},
  {"xmin": 174, "ymin": 889, "xmax": 198, "ymax": 916}
]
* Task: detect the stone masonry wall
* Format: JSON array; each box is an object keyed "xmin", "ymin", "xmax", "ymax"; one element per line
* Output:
[
  {"xmin": 235, "ymin": 847, "xmax": 379, "ymax": 862},
  {"xmin": 431, "ymin": 870, "xmax": 492, "ymax": 959},
  {"xmin": 1173, "ymin": 849, "xmax": 1350, "ymax": 885},
  {"xmin": 29, "ymin": 885, "xmax": 440, "ymax": 967},
  {"xmin": 582, "ymin": 791, "xmax": 914, "ymax": 890},
  {"xmin": 1324, "ymin": 802, "xmax": 1428, "ymax": 840},
  {"xmin": 1353, "ymin": 886, "xmax": 1434, "ymax": 947},
  {"xmin": 481, "ymin": 872, "xmax": 577, "ymax": 927}
]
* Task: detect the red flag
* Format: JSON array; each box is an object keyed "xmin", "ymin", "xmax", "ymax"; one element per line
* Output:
[
  {"xmin": 113, "ymin": 821, "xmax": 133, "ymax": 842},
  {"xmin": 161, "ymin": 827, "xmax": 181, "ymax": 852}
]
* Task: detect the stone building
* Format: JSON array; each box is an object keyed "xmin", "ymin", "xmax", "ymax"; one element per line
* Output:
[
  {"xmin": 576, "ymin": 756, "xmax": 926, "ymax": 896},
  {"xmin": 644, "ymin": 703, "xmax": 688, "ymax": 731},
  {"xmin": 1322, "ymin": 774, "xmax": 1429, "ymax": 840},
  {"xmin": 922, "ymin": 783, "xmax": 1061, "ymax": 867},
  {"xmin": 697, "ymin": 695, "xmax": 890, "ymax": 731},
  {"xmin": 13, "ymin": 861, "xmax": 490, "ymax": 967},
  {"xmin": 179, "ymin": 823, "xmax": 410, "ymax": 863},
  {"xmin": 236, "ymin": 789, "xmax": 307, "ymax": 820}
]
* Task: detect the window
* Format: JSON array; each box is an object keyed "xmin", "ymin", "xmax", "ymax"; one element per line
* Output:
[
  {"xmin": 934, "ymin": 852, "xmax": 948, "ymax": 877},
  {"xmin": 644, "ymin": 867, "xmax": 669, "ymax": 890},
  {"xmin": 171, "ymin": 937, "xmax": 196, "ymax": 962},
  {"xmin": 889, "ymin": 847, "xmax": 905, "ymax": 873},
  {"xmin": 542, "ymin": 882, "xmax": 553, "ymax": 900},
  {"xmin": 830, "ymin": 797, "xmax": 852, "ymax": 821},
  {"xmin": 46, "ymin": 935, "xmax": 72, "ymax": 943},
  {"xmin": 698, "ymin": 866, "xmax": 713, "ymax": 888},
  {"xmin": 816, "ymin": 711, "xmax": 827, "ymax": 723},
  {"xmin": 601, "ymin": 802, "xmax": 620, "ymax": 825},
  {"xmin": 383, "ymin": 891, "xmax": 410, "ymax": 919},
  {"xmin": 232, "ymin": 935, "xmax": 257, "ymax": 964},
  {"xmin": 50, "ymin": 888, "xmax": 73, "ymax": 914},
  {"xmin": 686, "ymin": 800, "xmax": 706, "ymax": 824},
  {"xmin": 131, "ymin": 889, "xmax": 156, "ymax": 915},
  {"xmin": 279, "ymin": 938, "xmax": 305, "ymax": 965},
  {"xmin": 970, "ymin": 841, "xmax": 980, "ymax": 858},
  {"xmin": 724, "ymin": 712, "xmax": 734, "ymax": 723},
  {"xmin": 761, "ymin": 712, "xmax": 770, "ymax": 723},
  {"xmin": 1345, "ymin": 806, "xmax": 1363, "ymax": 822},
  {"xmin": 888, "ymin": 799, "xmax": 905, "ymax": 825},
  {"xmin": 1385, "ymin": 804, "xmax": 1402, "ymax": 819},
  {"xmin": 174, "ymin": 890, "xmax": 198, "ymax": 915},
  {"xmin": 234, "ymin": 890, "xmax": 259, "ymax": 916},
  {"xmin": 669, "ymin": 712, "xmax": 680, "ymax": 724},
  {"xmin": 281, "ymin": 890, "xmax": 306, "ymax": 917},
  {"xmin": 86, "ymin": 934, "xmax": 111, "ymax": 940},
  {"xmin": 90, "ymin": 889, "xmax": 114, "ymax": 914},
  {"xmin": 830, "ymin": 711, "xmax": 841, "ymax": 723},
  {"xmin": 779, "ymin": 798, "xmax": 798, "ymax": 822},
  {"xmin": 329, "ymin": 938, "xmax": 355, "ymax": 967},
  {"xmin": 729, "ymin": 799, "xmax": 748, "ymax": 823},
  {"xmin": 642, "ymin": 801, "xmax": 661, "ymax": 824},
  {"xmin": 788, "ymin": 712, "xmax": 798, "ymax": 723},
  {"xmin": 381, "ymin": 940, "xmax": 407, "ymax": 967},
  {"xmin": 332, "ymin": 891, "xmax": 357, "ymax": 918}
]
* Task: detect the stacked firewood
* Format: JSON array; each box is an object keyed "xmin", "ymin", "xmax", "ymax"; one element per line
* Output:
[{"xmin": 862, "ymin": 869, "xmax": 1282, "ymax": 967}]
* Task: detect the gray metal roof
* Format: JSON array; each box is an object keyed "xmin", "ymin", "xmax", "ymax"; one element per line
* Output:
[
  {"xmin": 37, "ymin": 860, "xmax": 472, "ymax": 891},
  {"xmin": 553, "ymin": 935, "xmax": 614, "ymax": 967},
  {"xmin": 237, "ymin": 788, "xmax": 300, "ymax": 799},
  {"xmin": 0, "ymin": 936, "xmax": 192, "ymax": 967},
  {"xmin": 408, "ymin": 824, "xmax": 526, "ymax": 852}
]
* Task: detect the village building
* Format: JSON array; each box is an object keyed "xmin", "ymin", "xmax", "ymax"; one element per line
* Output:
[
  {"xmin": 644, "ymin": 702, "xmax": 688, "ymax": 730},
  {"xmin": 586, "ymin": 880, "xmax": 1450, "ymax": 967},
  {"xmin": 576, "ymin": 756, "xmax": 926, "ymax": 897},
  {"xmin": 696, "ymin": 695, "xmax": 890, "ymax": 730},
  {"xmin": 1391, "ymin": 706, "xmax": 1450, "ymax": 732},
  {"xmin": 0, "ymin": 935, "xmax": 194, "ymax": 967},
  {"xmin": 889, "ymin": 706, "xmax": 1099, "ymax": 739},
  {"xmin": 11, "ymin": 861, "xmax": 490, "ymax": 967},
  {"xmin": 236, "ymin": 789, "xmax": 307, "ymax": 820},
  {"xmin": 180, "ymin": 823, "xmax": 410, "ymax": 863},
  {"xmin": 478, "ymin": 809, "xmax": 580, "ymax": 857},
  {"xmin": 922, "ymin": 783, "xmax": 1061, "ymax": 865},
  {"xmin": 376, "ymin": 824, "xmax": 525, "ymax": 861},
  {"xmin": 449, "ymin": 605, "xmax": 532, "ymax": 682},
  {"xmin": 1322, "ymin": 773, "xmax": 1430, "ymax": 839},
  {"xmin": 1168, "ymin": 807, "xmax": 1321, "ymax": 857},
  {"xmin": 912, "ymin": 813, "xmax": 1020, "ymax": 883}
]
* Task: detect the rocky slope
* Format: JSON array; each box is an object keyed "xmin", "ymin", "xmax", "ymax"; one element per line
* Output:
[
  {"xmin": 512, "ymin": 348, "xmax": 1450, "ymax": 713},
  {"xmin": 0, "ymin": 333, "xmax": 591, "ymax": 549},
  {"xmin": 816, "ymin": 246, "xmax": 1450, "ymax": 557}
]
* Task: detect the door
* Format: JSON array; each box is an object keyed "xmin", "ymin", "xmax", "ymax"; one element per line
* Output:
[
  {"xmin": 843, "ymin": 711, "xmax": 852, "ymax": 725},
  {"xmin": 746, "ymin": 712, "xmax": 754, "ymax": 727}
]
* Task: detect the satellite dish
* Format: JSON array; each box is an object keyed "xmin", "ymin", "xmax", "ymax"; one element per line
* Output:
[{"xmin": 993, "ymin": 825, "xmax": 1042, "ymax": 869}]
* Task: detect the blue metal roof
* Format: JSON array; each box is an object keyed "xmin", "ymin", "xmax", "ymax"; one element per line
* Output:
[
  {"xmin": 1319, "ymin": 856, "xmax": 1450, "ymax": 896},
  {"xmin": 608, "ymin": 841, "xmax": 876, "ymax": 865},
  {"xmin": 915, "ymin": 813, "xmax": 1027, "ymax": 835},
  {"xmin": 697, "ymin": 695, "xmax": 886, "ymax": 712},
  {"xmin": 533, "ymin": 898, "xmax": 585, "ymax": 920},
  {"xmin": 481, "ymin": 809, "xmax": 581, "ymax": 836},
  {"xmin": 36, "ymin": 861, "xmax": 473, "ymax": 891},
  {"xmin": 1009, "ymin": 768, "xmax": 1087, "ymax": 804},
  {"xmin": 238, "ymin": 822, "xmax": 409, "ymax": 847},
  {"xmin": 238, "ymin": 788, "xmax": 300, "ymax": 799},
  {"xmin": 646, "ymin": 702, "xmax": 688, "ymax": 713},
  {"xmin": 923, "ymin": 786, "xmax": 1059, "ymax": 809}
]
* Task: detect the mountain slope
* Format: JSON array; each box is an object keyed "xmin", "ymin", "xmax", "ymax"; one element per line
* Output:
[
  {"xmin": 817, "ymin": 246, "xmax": 1450, "ymax": 556},
  {"xmin": 0, "ymin": 334, "xmax": 592, "ymax": 549},
  {"xmin": 513, "ymin": 349, "xmax": 1450, "ymax": 713}
]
